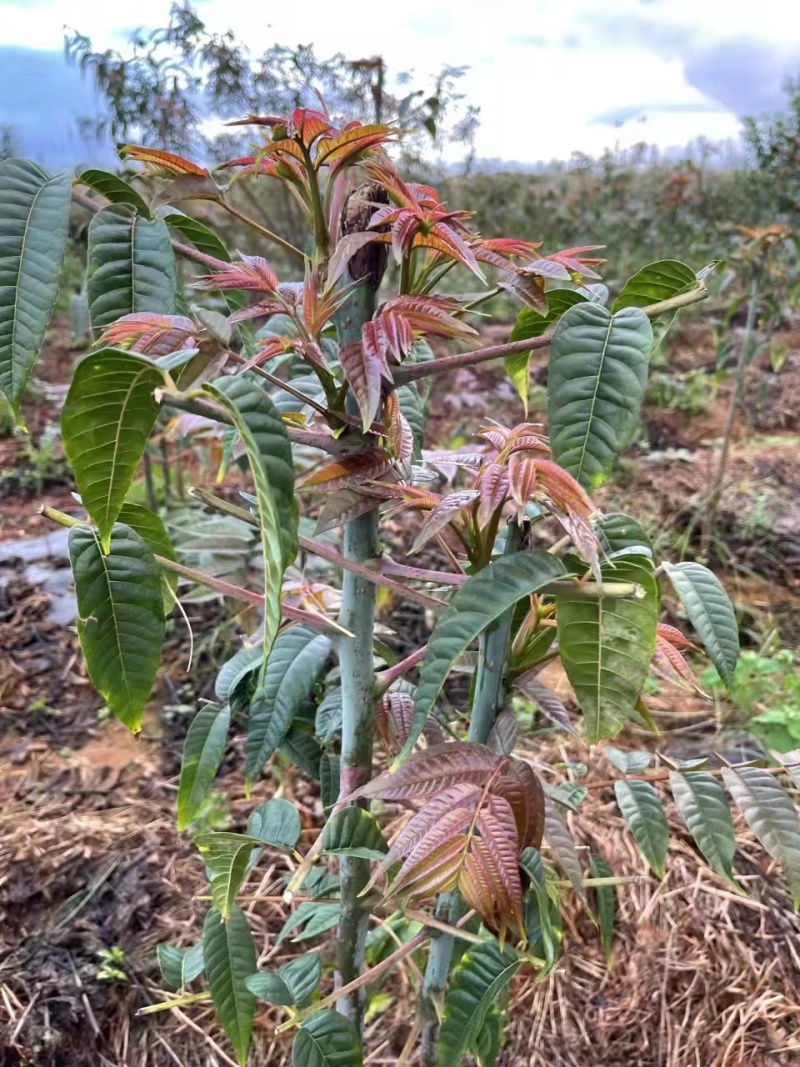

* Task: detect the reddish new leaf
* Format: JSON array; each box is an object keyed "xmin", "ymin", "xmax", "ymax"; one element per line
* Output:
[
  {"xmin": 228, "ymin": 300, "xmax": 285, "ymax": 324},
  {"xmin": 119, "ymin": 145, "xmax": 208, "ymax": 176},
  {"xmin": 375, "ymin": 691, "xmax": 415, "ymax": 752},
  {"xmin": 494, "ymin": 759, "xmax": 545, "ymax": 850},
  {"xmin": 519, "ymin": 258, "xmax": 572, "ymax": 282},
  {"xmin": 381, "ymin": 783, "xmax": 482, "ymax": 872},
  {"xmin": 337, "ymin": 340, "xmax": 385, "ymax": 432},
  {"xmin": 390, "ymin": 828, "xmax": 470, "ymax": 898},
  {"xmin": 96, "ymin": 312, "xmax": 197, "ymax": 357},
  {"xmin": 414, "ymin": 229, "xmax": 484, "ymax": 280},
  {"xmin": 514, "ymin": 670, "xmax": 577, "ymax": 736},
  {"xmin": 657, "ymin": 623, "xmax": 701, "ymax": 651},
  {"xmin": 329, "ymin": 232, "xmax": 381, "ymax": 285},
  {"xmin": 381, "ymin": 295, "xmax": 476, "ymax": 341},
  {"xmin": 477, "ymin": 462, "xmax": 510, "ymax": 526},
  {"xmin": 352, "ymin": 742, "xmax": 501, "ymax": 802},
  {"xmin": 291, "ymin": 108, "xmax": 333, "ymax": 147},
  {"xmin": 546, "ymin": 244, "xmax": 606, "ymax": 280},
  {"xmin": 314, "ymin": 487, "xmax": 383, "ymax": 534},
  {"xmin": 471, "ymin": 236, "xmax": 543, "ymax": 271},
  {"xmin": 409, "ymin": 489, "xmax": 480, "ymax": 555},
  {"xmin": 193, "ymin": 254, "xmax": 278, "ymax": 293},
  {"xmin": 528, "ymin": 459, "xmax": 592, "ymax": 517},
  {"xmin": 507, "ymin": 453, "xmax": 539, "ymax": 508},
  {"xmin": 470, "ymin": 794, "xmax": 525, "ymax": 937},
  {"xmin": 487, "ymin": 708, "xmax": 518, "ymax": 757},
  {"xmin": 297, "ymin": 449, "xmax": 393, "ymax": 492},
  {"xmin": 240, "ymin": 336, "xmax": 296, "ymax": 371},
  {"xmin": 383, "ymin": 393, "xmax": 414, "ymax": 462},
  {"xmin": 652, "ymin": 624, "xmax": 705, "ymax": 693},
  {"xmin": 315, "ymin": 123, "xmax": 396, "ymax": 168}
]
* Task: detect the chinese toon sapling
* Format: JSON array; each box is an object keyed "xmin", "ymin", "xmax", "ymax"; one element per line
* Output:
[{"xmin": 5, "ymin": 106, "xmax": 800, "ymax": 1067}]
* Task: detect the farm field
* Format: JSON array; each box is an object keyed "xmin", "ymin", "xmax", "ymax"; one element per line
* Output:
[
  {"xmin": 3, "ymin": 8, "xmax": 800, "ymax": 1064},
  {"xmin": 2, "ymin": 301, "xmax": 799, "ymax": 1065}
]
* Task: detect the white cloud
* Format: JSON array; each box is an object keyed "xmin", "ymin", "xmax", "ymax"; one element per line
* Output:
[{"xmin": 2, "ymin": 0, "xmax": 798, "ymax": 161}]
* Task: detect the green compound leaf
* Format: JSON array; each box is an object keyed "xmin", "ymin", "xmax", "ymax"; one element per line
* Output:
[
  {"xmin": 594, "ymin": 512, "xmax": 654, "ymax": 559},
  {"xmin": 196, "ymin": 832, "xmax": 262, "ymax": 920},
  {"xmin": 157, "ymin": 941, "xmax": 204, "ymax": 990},
  {"xmin": 62, "ymin": 349, "xmax": 164, "ymax": 551},
  {"xmin": 438, "ymin": 940, "xmax": 521, "ymax": 1067},
  {"xmin": 163, "ymin": 210, "xmax": 233, "ymax": 263},
  {"xmin": 79, "ymin": 169, "xmax": 152, "ymax": 217},
  {"xmin": 403, "ymin": 551, "xmax": 566, "ymax": 767},
  {"xmin": 177, "ymin": 703, "xmax": 231, "ymax": 831},
  {"xmin": 215, "ymin": 645, "xmax": 262, "ymax": 703},
  {"xmin": 203, "ymin": 906, "xmax": 257, "ymax": 1067},
  {"xmin": 506, "ymin": 289, "xmax": 587, "ymax": 413},
  {"xmin": 544, "ymin": 797, "xmax": 585, "ymax": 902},
  {"xmin": 117, "ymin": 500, "xmax": 177, "ymax": 610},
  {"xmin": 292, "ymin": 1008, "xmax": 363, "ymax": 1067},
  {"xmin": 670, "ymin": 771, "xmax": 739, "ymax": 889},
  {"xmin": 322, "ymin": 807, "xmax": 389, "ymax": 861},
  {"xmin": 613, "ymin": 259, "xmax": 698, "ymax": 311},
  {"xmin": 247, "ymin": 798, "xmax": 302, "ymax": 851},
  {"xmin": 246, "ymin": 626, "xmax": 332, "ymax": 784},
  {"xmin": 0, "ymin": 159, "xmax": 71, "ymax": 412},
  {"xmin": 556, "ymin": 556, "xmax": 659, "ymax": 743},
  {"xmin": 722, "ymin": 766, "xmax": 800, "ymax": 910},
  {"xmin": 279, "ymin": 726, "xmax": 323, "ymax": 780},
  {"xmin": 203, "ymin": 376, "xmax": 298, "ymax": 675},
  {"xmin": 662, "ymin": 561, "xmax": 739, "ymax": 686},
  {"xmin": 548, "ymin": 302, "xmax": 653, "ymax": 489},
  {"xmin": 68, "ymin": 522, "xmax": 164, "ymax": 732},
  {"xmin": 615, "ymin": 779, "xmax": 668, "ymax": 879},
  {"xmin": 245, "ymin": 952, "xmax": 321, "ymax": 1007},
  {"xmin": 87, "ymin": 205, "xmax": 178, "ymax": 329},
  {"xmin": 278, "ymin": 901, "xmax": 340, "ymax": 945}
]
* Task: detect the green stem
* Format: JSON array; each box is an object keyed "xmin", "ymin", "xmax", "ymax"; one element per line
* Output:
[
  {"xmin": 417, "ymin": 258, "xmax": 456, "ymax": 295},
  {"xmin": 418, "ymin": 521, "xmax": 524, "ymax": 1065},
  {"xmin": 399, "ymin": 252, "xmax": 413, "ymax": 296},
  {"xmin": 303, "ymin": 147, "xmax": 330, "ymax": 261},
  {"xmin": 470, "ymin": 521, "xmax": 525, "ymax": 739},
  {"xmin": 331, "ymin": 184, "xmax": 387, "ymax": 1028}
]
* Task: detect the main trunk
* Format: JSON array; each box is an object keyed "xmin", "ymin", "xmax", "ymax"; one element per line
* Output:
[{"xmin": 332, "ymin": 182, "xmax": 388, "ymax": 1026}]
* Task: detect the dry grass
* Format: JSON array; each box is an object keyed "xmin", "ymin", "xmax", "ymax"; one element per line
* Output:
[
  {"xmin": 501, "ymin": 794, "xmax": 800, "ymax": 1067},
  {"xmin": 3, "ymin": 730, "xmax": 800, "ymax": 1067}
]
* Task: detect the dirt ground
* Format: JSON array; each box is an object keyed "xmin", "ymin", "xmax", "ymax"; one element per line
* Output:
[{"xmin": 1, "ymin": 316, "xmax": 800, "ymax": 1066}]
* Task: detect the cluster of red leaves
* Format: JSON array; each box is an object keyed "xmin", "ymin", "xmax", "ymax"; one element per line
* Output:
[
  {"xmin": 364, "ymin": 160, "xmax": 482, "ymax": 277},
  {"xmin": 379, "ymin": 420, "xmax": 600, "ymax": 572},
  {"xmin": 352, "ymin": 742, "xmax": 544, "ymax": 940},
  {"xmin": 342, "ymin": 294, "xmax": 476, "ymax": 430},
  {"xmin": 501, "ymin": 244, "xmax": 606, "ymax": 309},
  {"xmin": 653, "ymin": 623, "xmax": 706, "ymax": 694},
  {"xmin": 375, "ymin": 690, "xmax": 444, "ymax": 754},
  {"xmin": 299, "ymin": 420, "xmax": 603, "ymax": 578},
  {"xmin": 221, "ymin": 108, "xmax": 396, "ymax": 187},
  {"xmin": 359, "ymin": 157, "xmax": 605, "ymax": 303}
]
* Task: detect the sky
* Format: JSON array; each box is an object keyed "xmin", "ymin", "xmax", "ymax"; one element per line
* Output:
[{"xmin": 1, "ymin": 0, "xmax": 799, "ymax": 167}]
